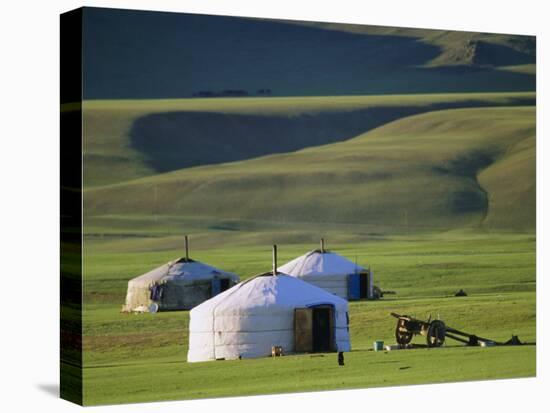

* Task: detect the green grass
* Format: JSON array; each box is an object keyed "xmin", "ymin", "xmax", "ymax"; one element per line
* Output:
[
  {"xmin": 82, "ymin": 92, "xmax": 534, "ymax": 186},
  {"xmin": 81, "ymin": 232, "xmax": 535, "ymax": 405},
  {"xmin": 84, "ymin": 105, "xmax": 535, "ymax": 232},
  {"xmin": 78, "ymin": 92, "xmax": 536, "ymax": 405},
  {"xmin": 84, "ymin": 345, "xmax": 535, "ymax": 405},
  {"xmin": 83, "ymin": 232, "xmax": 536, "ymax": 304}
]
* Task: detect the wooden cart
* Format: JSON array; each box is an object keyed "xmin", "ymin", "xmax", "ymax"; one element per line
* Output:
[{"xmin": 391, "ymin": 312, "xmax": 509, "ymax": 348}]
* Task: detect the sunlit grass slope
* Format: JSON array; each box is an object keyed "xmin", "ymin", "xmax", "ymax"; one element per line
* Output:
[
  {"xmin": 82, "ymin": 92, "xmax": 534, "ymax": 186},
  {"xmin": 84, "ymin": 106, "xmax": 535, "ymax": 232}
]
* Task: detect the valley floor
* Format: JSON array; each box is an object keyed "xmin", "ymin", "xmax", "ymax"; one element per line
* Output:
[{"xmin": 78, "ymin": 232, "xmax": 536, "ymax": 405}]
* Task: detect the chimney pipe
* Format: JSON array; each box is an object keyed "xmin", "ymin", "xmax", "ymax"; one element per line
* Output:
[
  {"xmin": 321, "ymin": 238, "xmax": 325, "ymax": 253},
  {"xmin": 272, "ymin": 245, "xmax": 278, "ymax": 276},
  {"xmin": 185, "ymin": 235, "xmax": 189, "ymax": 261}
]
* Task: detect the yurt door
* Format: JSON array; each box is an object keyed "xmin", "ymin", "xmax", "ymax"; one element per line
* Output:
[
  {"xmin": 348, "ymin": 274, "xmax": 361, "ymax": 300},
  {"xmin": 211, "ymin": 278, "xmax": 221, "ymax": 296},
  {"xmin": 349, "ymin": 273, "xmax": 370, "ymax": 299},
  {"xmin": 294, "ymin": 308, "xmax": 313, "ymax": 352},
  {"xmin": 212, "ymin": 278, "xmax": 230, "ymax": 296},
  {"xmin": 312, "ymin": 306, "xmax": 333, "ymax": 352},
  {"xmin": 294, "ymin": 306, "xmax": 334, "ymax": 353},
  {"xmin": 359, "ymin": 272, "xmax": 368, "ymax": 299},
  {"xmin": 219, "ymin": 278, "xmax": 230, "ymax": 292}
]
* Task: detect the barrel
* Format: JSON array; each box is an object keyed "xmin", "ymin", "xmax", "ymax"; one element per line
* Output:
[{"xmin": 373, "ymin": 340, "xmax": 384, "ymax": 351}]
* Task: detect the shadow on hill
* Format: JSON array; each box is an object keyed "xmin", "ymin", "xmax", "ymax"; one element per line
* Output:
[
  {"xmin": 472, "ymin": 41, "xmax": 536, "ymax": 66},
  {"xmin": 83, "ymin": 8, "xmax": 535, "ymax": 99},
  {"xmin": 434, "ymin": 150, "xmax": 499, "ymax": 178},
  {"xmin": 405, "ymin": 65, "xmax": 534, "ymax": 94},
  {"xmin": 434, "ymin": 149, "xmax": 501, "ymax": 216},
  {"xmin": 130, "ymin": 97, "xmax": 534, "ymax": 173},
  {"xmin": 84, "ymin": 9, "xmax": 441, "ymax": 99}
]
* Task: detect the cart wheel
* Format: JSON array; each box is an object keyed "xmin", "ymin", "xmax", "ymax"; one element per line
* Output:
[
  {"xmin": 395, "ymin": 324, "xmax": 413, "ymax": 345},
  {"xmin": 427, "ymin": 320, "xmax": 446, "ymax": 347}
]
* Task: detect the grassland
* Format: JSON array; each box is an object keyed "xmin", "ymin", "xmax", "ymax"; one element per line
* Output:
[
  {"xmin": 83, "ymin": 9, "xmax": 535, "ymax": 100},
  {"xmin": 294, "ymin": 22, "xmax": 535, "ymax": 68},
  {"xmin": 81, "ymin": 233, "xmax": 535, "ymax": 405},
  {"xmin": 78, "ymin": 91, "xmax": 536, "ymax": 405},
  {"xmin": 82, "ymin": 92, "xmax": 534, "ymax": 186},
  {"xmin": 84, "ymin": 104, "xmax": 535, "ymax": 233}
]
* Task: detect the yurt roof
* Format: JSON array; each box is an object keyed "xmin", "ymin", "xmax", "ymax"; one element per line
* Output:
[
  {"xmin": 129, "ymin": 257, "xmax": 238, "ymax": 287},
  {"xmin": 278, "ymin": 250, "xmax": 365, "ymax": 277},
  {"xmin": 191, "ymin": 273, "xmax": 348, "ymax": 318}
]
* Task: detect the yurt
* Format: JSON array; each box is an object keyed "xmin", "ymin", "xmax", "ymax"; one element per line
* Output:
[
  {"xmin": 187, "ymin": 246, "xmax": 351, "ymax": 362},
  {"xmin": 123, "ymin": 237, "xmax": 239, "ymax": 312},
  {"xmin": 278, "ymin": 239, "xmax": 375, "ymax": 300}
]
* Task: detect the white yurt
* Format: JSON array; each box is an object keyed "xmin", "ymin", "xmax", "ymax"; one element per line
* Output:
[
  {"xmin": 278, "ymin": 239, "xmax": 375, "ymax": 300},
  {"xmin": 187, "ymin": 246, "xmax": 351, "ymax": 362},
  {"xmin": 123, "ymin": 237, "xmax": 239, "ymax": 312}
]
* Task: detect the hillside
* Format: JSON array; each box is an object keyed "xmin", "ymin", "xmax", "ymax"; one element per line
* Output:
[
  {"xmin": 83, "ymin": 92, "xmax": 534, "ymax": 186},
  {"xmin": 82, "ymin": 7, "xmax": 535, "ymax": 99},
  {"xmin": 293, "ymin": 21, "xmax": 535, "ymax": 69},
  {"xmin": 84, "ymin": 106, "xmax": 535, "ymax": 234}
]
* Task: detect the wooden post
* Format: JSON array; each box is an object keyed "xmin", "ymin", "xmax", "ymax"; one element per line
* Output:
[
  {"xmin": 185, "ymin": 235, "xmax": 189, "ymax": 260},
  {"xmin": 272, "ymin": 244, "xmax": 277, "ymax": 275},
  {"xmin": 320, "ymin": 238, "xmax": 325, "ymax": 253}
]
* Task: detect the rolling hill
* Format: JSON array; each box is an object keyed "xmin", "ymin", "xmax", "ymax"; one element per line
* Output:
[
  {"xmin": 83, "ymin": 92, "xmax": 534, "ymax": 186},
  {"xmin": 293, "ymin": 21, "xmax": 535, "ymax": 69},
  {"xmin": 84, "ymin": 105, "xmax": 535, "ymax": 234},
  {"xmin": 82, "ymin": 7, "xmax": 535, "ymax": 99}
]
